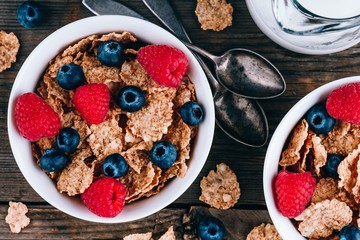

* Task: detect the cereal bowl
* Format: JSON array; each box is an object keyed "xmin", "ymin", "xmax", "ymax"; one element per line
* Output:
[
  {"xmin": 7, "ymin": 16, "xmax": 215, "ymax": 223},
  {"xmin": 264, "ymin": 76, "xmax": 360, "ymax": 239}
]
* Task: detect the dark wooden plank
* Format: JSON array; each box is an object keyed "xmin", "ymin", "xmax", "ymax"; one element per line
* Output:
[{"xmin": 0, "ymin": 205, "xmax": 272, "ymax": 239}]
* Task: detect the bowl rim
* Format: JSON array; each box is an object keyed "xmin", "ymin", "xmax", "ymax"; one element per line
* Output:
[
  {"xmin": 7, "ymin": 15, "xmax": 215, "ymax": 223},
  {"xmin": 263, "ymin": 76, "xmax": 360, "ymax": 239}
]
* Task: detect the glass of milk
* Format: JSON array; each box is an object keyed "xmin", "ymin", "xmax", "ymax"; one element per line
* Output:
[{"xmin": 272, "ymin": 0, "xmax": 360, "ymax": 35}]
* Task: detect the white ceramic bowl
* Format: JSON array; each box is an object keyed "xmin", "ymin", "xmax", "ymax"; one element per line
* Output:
[
  {"xmin": 264, "ymin": 76, "xmax": 360, "ymax": 239},
  {"xmin": 7, "ymin": 16, "xmax": 215, "ymax": 223}
]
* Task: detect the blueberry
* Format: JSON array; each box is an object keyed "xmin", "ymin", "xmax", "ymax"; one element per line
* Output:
[
  {"xmin": 40, "ymin": 148, "xmax": 69, "ymax": 172},
  {"xmin": 56, "ymin": 63, "xmax": 85, "ymax": 90},
  {"xmin": 180, "ymin": 101, "xmax": 204, "ymax": 126},
  {"xmin": 323, "ymin": 154, "xmax": 344, "ymax": 178},
  {"xmin": 17, "ymin": 1, "xmax": 43, "ymax": 28},
  {"xmin": 102, "ymin": 153, "xmax": 129, "ymax": 178},
  {"xmin": 150, "ymin": 141, "xmax": 177, "ymax": 169},
  {"xmin": 198, "ymin": 217, "xmax": 225, "ymax": 240},
  {"xmin": 56, "ymin": 127, "xmax": 80, "ymax": 153},
  {"xmin": 305, "ymin": 102, "xmax": 335, "ymax": 134},
  {"xmin": 117, "ymin": 86, "xmax": 145, "ymax": 112},
  {"xmin": 97, "ymin": 41, "xmax": 124, "ymax": 67},
  {"xmin": 339, "ymin": 225, "xmax": 360, "ymax": 240}
]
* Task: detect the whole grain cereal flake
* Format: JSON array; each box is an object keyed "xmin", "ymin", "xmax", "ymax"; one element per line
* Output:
[
  {"xmin": 294, "ymin": 199, "xmax": 352, "ymax": 239},
  {"xmin": 199, "ymin": 163, "xmax": 240, "ymax": 209},
  {"xmin": 195, "ymin": 0, "xmax": 233, "ymax": 31},
  {"xmin": 158, "ymin": 226, "xmax": 176, "ymax": 240},
  {"xmin": 246, "ymin": 223, "xmax": 282, "ymax": 240},
  {"xmin": 5, "ymin": 201, "xmax": 30, "ymax": 233},
  {"xmin": 0, "ymin": 31, "xmax": 20, "ymax": 72},
  {"xmin": 123, "ymin": 232, "xmax": 153, "ymax": 240}
]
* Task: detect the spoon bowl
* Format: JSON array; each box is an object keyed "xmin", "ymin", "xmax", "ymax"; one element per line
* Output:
[
  {"xmin": 184, "ymin": 43, "xmax": 286, "ymax": 99},
  {"xmin": 214, "ymin": 88, "xmax": 269, "ymax": 147}
]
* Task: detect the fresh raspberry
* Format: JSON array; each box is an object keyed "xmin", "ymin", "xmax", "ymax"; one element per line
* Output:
[
  {"xmin": 82, "ymin": 177, "xmax": 126, "ymax": 218},
  {"xmin": 326, "ymin": 82, "xmax": 360, "ymax": 124},
  {"xmin": 275, "ymin": 170, "xmax": 316, "ymax": 218},
  {"xmin": 73, "ymin": 83, "xmax": 110, "ymax": 124},
  {"xmin": 137, "ymin": 44, "xmax": 189, "ymax": 88},
  {"xmin": 15, "ymin": 92, "xmax": 61, "ymax": 141}
]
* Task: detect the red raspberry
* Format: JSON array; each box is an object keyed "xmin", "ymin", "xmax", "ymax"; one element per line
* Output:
[
  {"xmin": 275, "ymin": 170, "xmax": 316, "ymax": 218},
  {"xmin": 137, "ymin": 45, "xmax": 189, "ymax": 88},
  {"xmin": 73, "ymin": 83, "xmax": 110, "ymax": 124},
  {"xmin": 15, "ymin": 93, "xmax": 61, "ymax": 141},
  {"xmin": 82, "ymin": 177, "xmax": 126, "ymax": 218},
  {"xmin": 326, "ymin": 82, "xmax": 360, "ymax": 124}
]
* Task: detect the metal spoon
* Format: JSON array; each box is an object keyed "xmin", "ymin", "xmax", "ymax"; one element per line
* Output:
[
  {"xmin": 82, "ymin": 0, "xmax": 269, "ymax": 147},
  {"xmin": 183, "ymin": 43, "xmax": 285, "ymax": 99},
  {"xmin": 141, "ymin": 0, "xmax": 269, "ymax": 146}
]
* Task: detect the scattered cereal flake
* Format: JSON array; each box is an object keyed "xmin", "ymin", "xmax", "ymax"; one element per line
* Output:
[
  {"xmin": 0, "ymin": 31, "xmax": 20, "ymax": 72},
  {"xmin": 5, "ymin": 201, "xmax": 30, "ymax": 233},
  {"xmin": 159, "ymin": 226, "xmax": 176, "ymax": 240},
  {"xmin": 123, "ymin": 141, "xmax": 152, "ymax": 174},
  {"xmin": 295, "ymin": 199, "xmax": 352, "ymax": 238},
  {"xmin": 338, "ymin": 144, "xmax": 360, "ymax": 194},
  {"xmin": 87, "ymin": 114, "xmax": 124, "ymax": 161},
  {"xmin": 81, "ymin": 52, "xmax": 121, "ymax": 85},
  {"xmin": 311, "ymin": 135, "xmax": 327, "ymax": 176},
  {"xmin": 199, "ymin": 163, "xmax": 240, "ymax": 209},
  {"xmin": 195, "ymin": 0, "xmax": 233, "ymax": 31},
  {"xmin": 246, "ymin": 223, "xmax": 282, "ymax": 240},
  {"xmin": 123, "ymin": 232, "xmax": 153, "ymax": 240},
  {"xmin": 280, "ymin": 119, "xmax": 309, "ymax": 167},
  {"xmin": 321, "ymin": 120, "xmax": 360, "ymax": 155},
  {"xmin": 127, "ymin": 91, "xmax": 174, "ymax": 142},
  {"xmin": 311, "ymin": 178, "xmax": 338, "ymax": 203},
  {"xmin": 57, "ymin": 148, "xmax": 94, "ymax": 196},
  {"xmin": 62, "ymin": 34, "xmax": 97, "ymax": 57}
]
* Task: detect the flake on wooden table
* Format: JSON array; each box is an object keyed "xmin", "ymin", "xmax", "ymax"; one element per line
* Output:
[
  {"xmin": 123, "ymin": 232, "xmax": 153, "ymax": 240},
  {"xmin": 5, "ymin": 201, "xmax": 30, "ymax": 233},
  {"xmin": 199, "ymin": 163, "xmax": 240, "ymax": 209},
  {"xmin": 159, "ymin": 226, "xmax": 176, "ymax": 240},
  {"xmin": 195, "ymin": 0, "xmax": 233, "ymax": 31},
  {"xmin": 279, "ymin": 119, "xmax": 309, "ymax": 167},
  {"xmin": 0, "ymin": 31, "xmax": 20, "ymax": 72},
  {"xmin": 295, "ymin": 199, "xmax": 352, "ymax": 239},
  {"xmin": 311, "ymin": 178, "xmax": 338, "ymax": 204},
  {"xmin": 246, "ymin": 223, "xmax": 282, "ymax": 240}
]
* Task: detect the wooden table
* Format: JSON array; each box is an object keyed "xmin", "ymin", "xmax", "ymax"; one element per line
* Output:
[{"xmin": 1, "ymin": 0, "xmax": 359, "ymax": 239}]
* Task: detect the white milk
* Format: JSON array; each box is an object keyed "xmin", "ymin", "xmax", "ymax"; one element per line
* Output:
[{"xmin": 294, "ymin": 0, "xmax": 360, "ymax": 19}]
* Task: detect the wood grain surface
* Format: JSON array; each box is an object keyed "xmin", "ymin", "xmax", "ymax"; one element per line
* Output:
[{"xmin": 1, "ymin": 0, "xmax": 359, "ymax": 239}]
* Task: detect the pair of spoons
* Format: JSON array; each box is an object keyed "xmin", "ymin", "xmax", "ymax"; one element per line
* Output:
[
  {"xmin": 83, "ymin": 0, "xmax": 286, "ymax": 147},
  {"xmin": 142, "ymin": 0, "xmax": 285, "ymax": 147}
]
